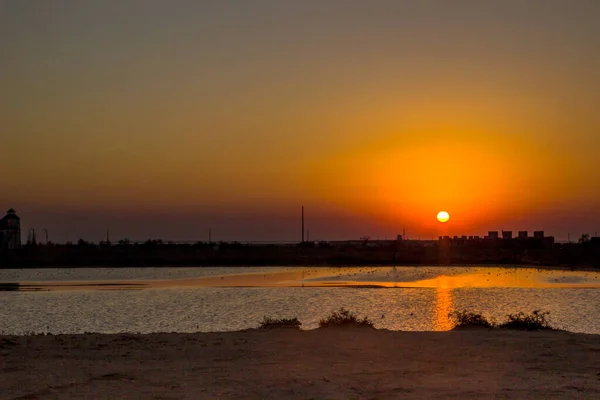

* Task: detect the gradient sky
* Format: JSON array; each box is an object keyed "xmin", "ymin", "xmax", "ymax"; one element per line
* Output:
[{"xmin": 2, "ymin": 0, "xmax": 600, "ymax": 242}]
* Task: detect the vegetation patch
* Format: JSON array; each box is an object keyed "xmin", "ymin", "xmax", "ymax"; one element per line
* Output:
[
  {"xmin": 319, "ymin": 308, "xmax": 374, "ymax": 328},
  {"xmin": 498, "ymin": 310, "xmax": 553, "ymax": 331},
  {"xmin": 449, "ymin": 310, "xmax": 554, "ymax": 331},
  {"xmin": 258, "ymin": 317, "xmax": 302, "ymax": 330},
  {"xmin": 449, "ymin": 311, "xmax": 495, "ymax": 329}
]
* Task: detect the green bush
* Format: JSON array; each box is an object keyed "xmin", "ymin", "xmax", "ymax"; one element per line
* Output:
[
  {"xmin": 319, "ymin": 308, "xmax": 374, "ymax": 328},
  {"xmin": 498, "ymin": 310, "xmax": 553, "ymax": 331},
  {"xmin": 259, "ymin": 316, "xmax": 302, "ymax": 330},
  {"xmin": 449, "ymin": 311, "xmax": 495, "ymax": 329}
]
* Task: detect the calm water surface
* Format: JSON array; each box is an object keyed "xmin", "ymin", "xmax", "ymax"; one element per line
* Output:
[{"xmin": 1, "ymin": 266, "xmax": 600, "ymax": 335}]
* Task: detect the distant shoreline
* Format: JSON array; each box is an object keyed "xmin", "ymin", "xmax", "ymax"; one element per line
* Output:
[
  {"xmin": 1, "ymin": 243, "xmax": 599, "ymax": 270},
  {"xmin": 1, "ymin": 262, "xmax": 598, "ymax": 272},
  {"xmin": 2, "ymin": 263, "xmax": 599, "ymax": 293}
]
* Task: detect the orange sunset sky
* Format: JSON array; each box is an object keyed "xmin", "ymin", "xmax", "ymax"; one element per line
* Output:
[{"xmin": 1, "ymin": 1, "xmax": 600, "ymax": 242}]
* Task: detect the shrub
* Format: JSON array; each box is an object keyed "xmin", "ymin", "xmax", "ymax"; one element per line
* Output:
[
  {"xmin": 219, "ymin": 241, "xmax": 244, "ymax": 249},
  {"xmin": 319, "ymin": 308, "xmax": 374, "ymax": 328},
  {"xmin": 142, "ymin": 239, "xmax": 163, "ymax": 247},
  {"xmin": 449, "ymin": 311, "xmax": 495, "ymax": 329},
  {"xmin": 259, "ymin": 316, "xmax": 302, "ymax": 330},
  {"xmin": 499, "ymin": 310, "xmax": 553, "ymax": 331},
  {"xmin": 77, "ymin": 239, "xmax": 95, "ymax": 248}
]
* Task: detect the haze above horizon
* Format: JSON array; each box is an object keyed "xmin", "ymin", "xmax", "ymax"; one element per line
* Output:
[{"xmin": 2, "ymin": 1, "xmax": 600, "ymax": 242}]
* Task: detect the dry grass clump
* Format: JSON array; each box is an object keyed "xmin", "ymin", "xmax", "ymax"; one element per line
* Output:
[
  {"xmin": 498, "ymin": 310, "xmax": 553, "ymax": 331},
  {"xmin": 319, "ymin": 308, "xmax": 374, "ymax": 328},
  {"xmin": 449, "ymin": 311, "xmax": 495, "ymax": 329},
  {"xmin": 449, "ymin": 310, "xmax": 554, "ymax": 331},
  {"xmin": 258, "ymin": 317, "xmax": 302, "ymax": 330}
]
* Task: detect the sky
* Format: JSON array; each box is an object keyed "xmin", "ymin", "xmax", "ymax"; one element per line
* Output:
[{"xmin": 1, "ymin": 0, "xmax": 600, "ymax": 242}]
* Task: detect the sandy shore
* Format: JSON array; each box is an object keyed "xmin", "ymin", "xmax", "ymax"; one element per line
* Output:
[{"xmin": 2, "ymin": 329, "xmax": 599, "ymax": 399}]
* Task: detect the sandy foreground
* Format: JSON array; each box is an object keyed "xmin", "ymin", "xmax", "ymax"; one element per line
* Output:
[{"xmin": 1, "ymin": 329, "xmax": 600, "ymax": 399}]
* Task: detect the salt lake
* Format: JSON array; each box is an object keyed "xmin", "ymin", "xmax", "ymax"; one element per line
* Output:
[{"xmin": 1, "ymin": 266, "xmax": 600, "ymax": 335}]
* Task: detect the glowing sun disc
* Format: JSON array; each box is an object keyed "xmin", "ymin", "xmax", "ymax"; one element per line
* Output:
[{"xmin": 437, "ymin": 211, "xmax": 450, "ymax": 223}]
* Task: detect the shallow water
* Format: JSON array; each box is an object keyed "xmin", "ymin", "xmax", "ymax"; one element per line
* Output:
[{"xmin": 1, "ymin": 266, "xmax": 600, "ymax": 334}]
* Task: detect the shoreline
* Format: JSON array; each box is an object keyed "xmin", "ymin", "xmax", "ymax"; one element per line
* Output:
[
  {"xmin": 2, "ymin": 242, "xmax": 598, "ymax": 270},
  {"xmin": 2, "ymin": 329, "xmax": 599, "ymax": 399},
  {"xmin": 3, "ymin": 264, "xmax": 600, "ymax": 292},
  {"xmin": 1, "ymin": 263, "xmax": 598, "ymax": 271}
]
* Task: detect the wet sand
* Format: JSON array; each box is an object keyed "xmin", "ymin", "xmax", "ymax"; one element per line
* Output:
[{"xmin": 2, "ymin": 329, "xmax": 599, "ymax": 399}]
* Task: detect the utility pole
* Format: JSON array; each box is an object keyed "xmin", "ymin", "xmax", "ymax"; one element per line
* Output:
[
  {"xmin": 301, "ymin": 206, "xmax": 305, "ymax": 243},
  {"xmin": 44, "ymin": 229, "xmax": 49, "ymax": 244},
  {"xmin": 307, "ymin": 230, "xmax": 310, "ymax": 242}
]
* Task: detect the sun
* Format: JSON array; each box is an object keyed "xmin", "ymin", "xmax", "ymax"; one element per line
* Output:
[{"xmin": 437, "ymin": 211, "xmax": 450, "ymax": 223}]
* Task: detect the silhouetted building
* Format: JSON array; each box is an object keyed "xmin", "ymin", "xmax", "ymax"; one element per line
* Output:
[
  {"xmin": 439, "ymin": 235, "xmax": 466, "ymax": 247},
  {"xmin": 442, "ymin": 230, "xmax": 556, "ymax": 248},
  {"xmin": 0, "ymin": 208, "xmax": 21, "ymax": 250},
  {"xmin": 439, "ymin": 236, "xmax": 451, "ymax": 245},
  {"xmin": 518, "ymin": 231, "xmax": 528, "ymax": 240}
]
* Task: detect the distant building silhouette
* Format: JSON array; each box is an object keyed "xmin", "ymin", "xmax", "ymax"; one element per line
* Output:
[
  {"xmin": 438, "ymin": 230, "xmax": 554, "ymax": 248},
  {"xmin": 518, "ymin": 231, "xmax": 528, "ymax": 240},
  {"xmin": 487, "ymin": 231, "xmax": 499, "ymax": 240},
  {"xmin": 0, "ymin": 208, "xmax": 21, "ymax": 250}
]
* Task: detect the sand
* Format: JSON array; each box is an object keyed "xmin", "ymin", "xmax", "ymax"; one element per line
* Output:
[{"xmin": 2, "ymin": 329, "xmax": 600, "ymax": 399}]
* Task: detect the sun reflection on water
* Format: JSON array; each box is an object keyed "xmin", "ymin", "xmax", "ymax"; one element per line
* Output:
[{"xmin": 433, "ymin": 281, "xmax": 454, "ymax": 331}]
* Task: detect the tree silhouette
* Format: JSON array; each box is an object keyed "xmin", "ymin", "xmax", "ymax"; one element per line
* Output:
[{"xmin": 579, "ymin": 234, "xmax": 590, "ymax": 243}]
